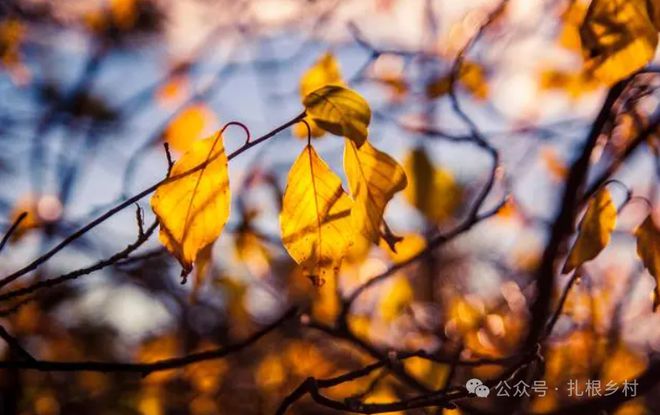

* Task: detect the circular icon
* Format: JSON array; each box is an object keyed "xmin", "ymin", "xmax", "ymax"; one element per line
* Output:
[
  {"xmin": 475, "ymin": 384, "xmax": 490, "ymax": 398},
  {"xmin": 465, "ymin": 378, "xmax": 483, "ymax": 393}
]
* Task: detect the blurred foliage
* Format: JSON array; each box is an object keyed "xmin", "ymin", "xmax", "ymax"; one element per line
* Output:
[{"xmin": 0, "ymin": 0, "xmax": 658, "ymax": 414}]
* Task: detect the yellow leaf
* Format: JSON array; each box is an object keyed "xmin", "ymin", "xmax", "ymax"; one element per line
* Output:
[
  {"xmin": 302, "ymin": 85, "xmax": 371, "ymax": 147},
  {"xmin": 8, "ymin": 196, "xmax": 40, "ymax": 242},
  {"xmin": 157, "ymin": 75, "xmax": 188, "ymax": 106},
  {"xmin": 300, "ymin": 52, "xmax": 343, "ymax": 98},
  {"xmin": 0, "ymin": 19, "xmax": 24, "ymax": 68},
  {"xmin": 460, "ymin": 61, "xmax": 489, "ymax": 100},
  {"xmin": 151, "ymin": 132, "xmax": 230, "ymax": 275},
  {"xmin": 539, "ymin": 68, "xmax": 601, "ymax": 99},
  {"xmin": 539, "ymin": 146, "xmax": 568, "ymax": 181},
  {"xmin": 404, "ymin": 357, "xmax": 450, "ymax": 390},
  {"xmin": 403, "ymin": 147, "xmax": 462, "ymax": 223},
  {"xmin": 293, "ymin": 119, "xmax": 326, "ymax": 139},
  {"xmin": 379, "ymin": 275, "xmax": 413, "ymax": 322},
  {"xmin": 280, "ymin": 145, "xmax": 353, "ymax": 286},
  {"xmin": 255, "ymin": 353, "xmax": 286, "ymax": 390},
  {"xmin": 344, "ymin": 139, "xmax": 407, "ymax": 245},
  {"xmin": 562, "ymin": 188, "xmax": 617, "ymax": 273},
  {"xmin": 380, "ymin": 233, "xmax": 426, "ymax": 263},
  {"xmin": 600, "ymin": 342, "xmax": 648, "ymax": 382},
  {"xmin": 580, "ymin": 0, "xmax": 659, "ymax": 85},
  {"xmin": 233, "ymin": 223, "xmax": 272, "ymax": 277},
  {"xmin": 295, "ymin": 52, "xmax": 344, "ymax": 140},
  {"xmin": 362, "ymin": 385, "xmax": 404, "ymax": 415},
  {"xmin": 110, "ymin": 0, "xmax": 138, "ymax": 29},
  {"xmin": 164, "ymin": 105, "xmax": 216, "ymax": 154},
  {"xmin": 635, "ymin": 214, "xmax": 660, "ymax": 279},
  {"xmin": 425, "ymin": 60, "xmax": 489, "ymax": 100},
  {"xmin": 558, "ymin": 1, "xmax": 589, "ymax": 52}
]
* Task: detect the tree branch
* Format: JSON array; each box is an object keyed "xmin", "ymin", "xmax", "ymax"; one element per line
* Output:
[
  {"xmin": 0, "ymin": 307, "xmax": 297, "ymax": 374},
  {"xmin": 0, "ymin": 112, "xmax": 306, "ymax": 290}
]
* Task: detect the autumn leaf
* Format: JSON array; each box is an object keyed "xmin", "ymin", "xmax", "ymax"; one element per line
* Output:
[
  {"xmin": 378, "ymin": 275, "xmax": 413, "ymax": 322},
  {"xmin": 157, "ymin": 75, "xmax": 188, "ymax": 106},
  {"xmin": 164, "ymin": 105, "xmax": 216, "ymax": 154},
  {"xmin": 580, "ymin": 0, "xmax": 659, "ymax": 85},
  {"xmin": 425, "ymin": 60, "xmax": 489, "ymax": 100},
  {"xmin": 344, "ymin": 139, "xmax": 407, "ymax": 246},
  {"xmin": 539, "ymin": 146, "xmax": 568, "ymax": 181},
  {"xmin": 280, "ymin": 144, "xmax": 353, "ymax": 286},
  {"xmin": 403, "ymin": 147, "xmax": 462, "ymax": 224},
  {"xmin": 539, "ymin": 68, "xmax": 601, "ymax": 99},
  {"xmin": 562, "ymin": 188, "xmax": 617, "ymax": 274},
  {"xmin": 380, "ymin": 233, "xmax": 426, "ymax": 264},
  {"xmin": 300, "ymin": 52, "xmax": 343, "ymax": 97},
  {"xmin": 233, "ymin": 211, "xmax": 272, "ymax": 277},
  {"xmin": 558, "ymin": 1, "xmax": 589, "ymax": 52},
  {"xmin": 635, "ymin": 214, "xmax": 659, "ymax": 279},
  {"xmin": 302, "ymin": 85, "xmax": 371, "ymax": 147},
  {"xmin": 7, "ymin": 196, "xmax": 40, "ymax": 242},
  {"xmin": 295, "ymin": 52, "xmax": 344, "ymax": 139},
  {"xmin": 0, "ymin": 19, "xmax": 24, "ymax": 69},
  {"xmin": 151, "ymin": 132, "xmax": 230, "ymax": 276},
  {"xmin": 110, "ymin": 0, "xmax": 139, "ymax": 29}
]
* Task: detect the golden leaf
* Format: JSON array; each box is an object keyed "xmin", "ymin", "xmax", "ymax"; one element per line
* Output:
[
  {"xmin": 562, "ymin": 188, "xmax": 617, "ymax": 273},
  {"xmin": 403, "ymin": 147, "xmax": 462, "ymax": 224},
  {"xmin": 303, "ymin": 85, "xmax": 371, "ymax": 147},
  {"xmin": 378, "ymin": 275, "xmax": 413, "ymax": 322},
  {"xmin": 380, "ymin": 233, "xmax": 426, "ymax": 264},
  {"xmin": 635, "ymin": 214, "xmax": 660, "ymax": 279},
  {"xmin": 580, "ymin": 0, "xmax": 659, "ymax": 85},
  {"xmin": 151, "ymin": 132, "xmax": 230, "ymax": 275},
  {"xmin": 600, "ymin": 342, "xmax": 648, "ymax": 382},
  {"xmin": 425, "ymin": 60, "xmax": 489, "ymax": 100},
  {"xmin": 300, "ymin": 52, "xmax": 343, "ymax": 98},
  {"xmin": 233, "ymin": 218, "xmax": 272, "ymax": 278},
  {"xmin": 460, "ymin": 61, "xmax": 489, "ymax": 100},
  {"xmin": 539, "ymin": 146, "xmax": 568, "ymax": 181},
  {"xmin": 295, "ymin": 52, "xmax": 344, "ymax": 139},
  {"xmin": 157, "ymin": 75, "xmax": 188, "ymax": 106},
  {"xmin": 344, "ymin": 139, "xmax": 407, "ymax": 246},
  {"xmin": 8, "ymin": 196, "xmax": 40, "ymax": 242},
  {"xmin": 110, "ymin": 0, "xmax": 138, "ymax": 29},
  {"xmin": 558, "ymin": 1, "xmax": 589, "ymax": 52},
  {"xmin": 280, "ymin": 144, "xmax": 353, "ymax": 286},
  {"xmin": 404, "ymin": 357, "xmax": 449, "ymax": 390},
  {"xmin": 539, "ymin": 68, "xmax": 601, "ymax": 99},
  {"xmin": 0, "ymin": 19, "xmax": 24, "ymax": 68},
  {"xmin": 164, "ymin": 105, "xmax": 216, "ymax": 154}
]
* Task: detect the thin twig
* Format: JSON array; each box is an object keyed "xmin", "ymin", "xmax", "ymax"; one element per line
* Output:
[
  {"xmin": 0, "ymin": 212, "xmax": 27, "ymax": 254},
  {"xmin": 0, "ymin": 324, "xmax": 35, "ymax": 362},
  {"xmin": 0, "ymin": 112, "xmax": 306, "ymax": 290},
  {"xmin": 0, "ymin": 307, "xmax": 297, "ymax": 373}
]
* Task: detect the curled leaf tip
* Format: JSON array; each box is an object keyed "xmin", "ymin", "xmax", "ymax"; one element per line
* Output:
[{"xmin": 180, "ymin": 269, "xmax": 190, "ymax": 284}]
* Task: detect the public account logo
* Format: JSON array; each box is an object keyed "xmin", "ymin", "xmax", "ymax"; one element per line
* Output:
[{"xmin": 466, "ymin": 378, "xmax": 490, "ymax": 398}]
